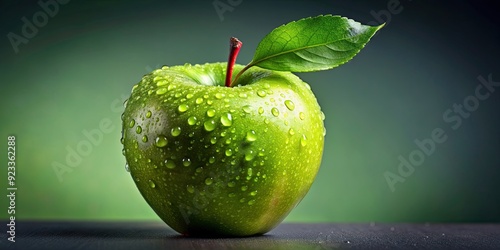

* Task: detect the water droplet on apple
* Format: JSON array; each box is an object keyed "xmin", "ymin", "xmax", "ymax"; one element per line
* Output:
[
  {"xmin": 125, "ymin": 163, "xmax": 130, "ymax": 172},
  {"xmin": 209, "ymin": 156, "xmax": 216, "ymax": 163},
  {"xmin": 239, "ymin": 93, "xmax": 248, "ymax": 98},
  {"xmin": 258, "ymin": 107, "xmax": 264, "ymax": 115},
  {"xmin": 187, "ymin": 116, "xmax": 197, "ymax": 126},
  {"xmin": 241, "ymin": 186, "xmax": 248, "ymax": 191},
  {"xmin": 178, "ymin": 104, "xmax": 189, "ymax": 113},
  {"xmin": 221, "ymin": 113, "xmax": 233, "ymax": 127},
  {"xmin": 182, "ymin": 158, "xmax": 191, "ymax": 167},
  {"xmin": 136, "ymin": 126, "xmax": 142, "ymax": 134},
  {"xmin": 246, "ymin": 130, "xmax": 257, "ymax": 142},
  {"xmin": 299, "ymin": 112, "xmax": 305, "ymax": 120},
  {"xmin": 271, "ymin": 108, "xmax": 279, "ymax": 117},
  {"xmin": 225, "ymin": 148, "xmax": 233, "ymax": 156},
  {"xmin": 156, "ymin": 80, "xmax": 167, "ymax": 86},
  {"xmin": 248, "ymin": 200, "xmax": 255, "ymax": 205},
  {"xmin": 245, "ymin": 150, "xmax": 255, "ymax": 161},
  {"xmin": 210, "ymin": 137, "xmax": 217, "ymax": 144},
  {"xmin": 284, "ymin": 100, "xmax": 295, "ymax": 111},
  {"xmin": 186, "ymin": 93, "xmax": 194, "ymax": 99},
  {"xmin": 156, "ymin": 88, "xmax": 167, "ymax": 95},
  {"xmin": 206, "ymin": 99, "xmax": 213, "ymax": 105},
  {"xmin": 228, "ymin": 193, "xmax": 236, "ymax": 197},
  {"xmin": 149, "ymin": 180, "xmax": 156, "ymax": 188},
  {"xmin": 146, "ymin": 110, "xmax": 152, "ymax": 118},
  {"xmin": 205, "ymin": 177, "xmax": 213, "ymax": 185},
  {"xmin": 283, "ymin": 170, "xmax": 287, "ymax": 175},
  {"xmin": 165, "ymin": 159, "xmax": 176, "ymax": 169},
  {"xmin": 206, "ymin": 109, "xmax": 216, "ymax": 117},
  {"xmin": 129, "ymin": 119, "xmax": 135, "ymax": 128},
  {"xmin": 242, "ymin": 105, "xmax": 251, "ymax": 113},
  {"xmin": 167, "ymin": 84, "xmax": 176, "ymax": 91},
  {"xmin": 323, "ymin": 127, "xmax": 327, "ymax": 136},
  {"xmin": 187, "ymin": 185, "xmax": 195, "ymax": 193},
  {"xmin": 195, "ymin": 97, "xmax": 204, "ymax": 104},
  {"xmin": 240, "ymin": 198, "xmax": 246, "ymax": 203},
  {"xmin": 155, "ymin": 135, "xmax": 168, "ymax": 147},
  {"xmin": 142, "ymin": 135, "xmax": 148, "ymax": 142},
  {"xmin": 247, "ymin": 168, "xmax": 253, "ymax": 177},
  {"xmin": 215, "ymin": 93, "xmax": 224, "ymax": 99},
  {"xmin": 123, "ymin": 99, "xmax": 128, "ymax": 108},
  {"xmin": 301, "ymin": 134, "xmax": 308, "ymax": 146},
  {"xmin": 257, "ymin": 90, "xmax": 266, "ymax": 97},
  {"xmin": 171, "ymin": 127, "xmax": 181, "ymax": 137},
  {"xmin": 203, "ymin": 119, "xmax": 216, "ymax": 131},
  {"xmin": 227, "ymin": 181, "xmax": 236, "ymax": 187},
  {"xmin": 288, "ymin": 128, "xmax": 295, "ymax": 136},
  {"xmin": 250, "ymin": 191, "xmax": 257, "ymax": 196}
]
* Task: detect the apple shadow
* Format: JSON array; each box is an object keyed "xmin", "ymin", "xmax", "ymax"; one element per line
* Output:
[{"xmin": 17, "ymin": 221, "xmax": 323, "ymax": 249}]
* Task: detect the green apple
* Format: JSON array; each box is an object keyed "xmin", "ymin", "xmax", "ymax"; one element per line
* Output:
[
  {"xmin": 121, "ymin": 15, "xmax": 382, "ymax": 236},
  {"xmin": 121, "ymin": 62, "xmax": 325, "ymax": 236}
]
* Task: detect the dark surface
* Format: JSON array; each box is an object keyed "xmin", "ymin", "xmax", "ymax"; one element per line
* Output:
[{"xmin": 1, "ymin": 221, "xmax": 499, "ymax": 249}]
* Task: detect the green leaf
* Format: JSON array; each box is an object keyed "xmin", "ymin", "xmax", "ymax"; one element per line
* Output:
[{"xmin": 249, "ymin": 15, "xmax": 384, "ymax": 72}]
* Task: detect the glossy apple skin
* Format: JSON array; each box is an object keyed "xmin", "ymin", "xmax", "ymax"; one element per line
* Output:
[{"xmin": 121, "ymin": 63, "xmax": 325, "ymax": 236}]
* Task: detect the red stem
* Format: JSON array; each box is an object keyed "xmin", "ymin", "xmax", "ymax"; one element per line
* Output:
[{"xmin": 225, "ymin": 37, "xmax": 242, "ymax": 87}]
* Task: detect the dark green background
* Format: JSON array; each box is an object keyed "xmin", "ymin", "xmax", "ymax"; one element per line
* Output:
[{"xmin": 1, "ymin": 0, "xmax": 499, "ymax": 223}]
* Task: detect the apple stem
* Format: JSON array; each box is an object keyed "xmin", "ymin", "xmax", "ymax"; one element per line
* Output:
[{"xmin": 225, "ymin": 37, "xmax": 242, "ymax": 87}]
